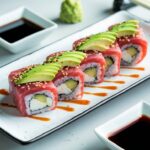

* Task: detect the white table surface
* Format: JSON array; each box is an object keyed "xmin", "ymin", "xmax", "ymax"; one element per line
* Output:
[{"xmin": 0, "ymin": 0, "xmax": 150, "ymax": 150}]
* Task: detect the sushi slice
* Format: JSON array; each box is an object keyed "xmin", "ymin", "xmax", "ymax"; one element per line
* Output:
[
  {"xmin": 109, "ymin": 20, "xmax": 148, "ymax": 66},
  {"xmin": 9, "ymin": 63, "xmax": 61, "ymax": 116},
  {"xmin": 80, "ymin": 51, "xmax": 106, "ymax": 84},
  {"xmin": 73, "ymin": 31, "xmax": 122, "ymax": 76},
  {"xmin": 46, "ymin": 51, "xmax": 85, "ymax": 100},
  {"xmin": 101, "ymin": 43, "xmax": 122, "ymax": 76}
]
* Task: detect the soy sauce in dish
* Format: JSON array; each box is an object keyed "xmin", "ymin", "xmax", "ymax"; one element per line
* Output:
[
  {"xmin": 0, "ymin": 18, "xmax": 44, "ymax": 43},
  {"xmin": 108, "ymin": 115, "xmax": 150, "ymax": 150}
]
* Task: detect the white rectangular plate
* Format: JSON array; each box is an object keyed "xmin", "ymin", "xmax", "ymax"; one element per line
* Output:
[{"xmin": 0, "ymin": 11, "xmax": 150, "ymax": 144}]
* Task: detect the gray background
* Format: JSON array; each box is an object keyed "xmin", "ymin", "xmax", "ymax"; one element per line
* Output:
[{"xmin": 0, "ymin": 0, "xmax": 150, "ymax": 150}]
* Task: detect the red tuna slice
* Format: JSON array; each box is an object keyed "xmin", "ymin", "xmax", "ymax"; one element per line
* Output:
[
  {"xmin": 117, "ymin": 36, "xmax": 148, "ymax": 65},
  {"xmin": 9, "ymin": 68, "xmax": 58, "ymax": 116},
  {"xmin": 80, "ymin": 52, "xmax": 106, "ymax": 84},
  {"xmin": 53, "ymin": 67, "xmax": 84, "ymax": 100}
]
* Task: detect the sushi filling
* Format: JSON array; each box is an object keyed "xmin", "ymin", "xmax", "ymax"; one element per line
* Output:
[
  {"xmin": 57, "ymin": 78, "xmax": 79, "ymax": 99},
  {"xmin": 81, "ymin": 63, "xmax": 101, "ymax": 84},
  {"xmin": 121, "ymin": 44, "xmax": 139, "ymax": 65},
  {"xmin": 25, "ymin": 91, "xmax": 53, "ymax": 115},
  {"xmin": 83, "ymin": 66, "xmax": 97, "ymax": 83},
  {"xmin": 105, "ymin": 56, "xmax": 114, "ymax": 72}
]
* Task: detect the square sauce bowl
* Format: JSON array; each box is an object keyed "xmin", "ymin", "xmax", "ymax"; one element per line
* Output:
[
  {"xmin": 95, "ymin": 102, "xmax": 150, "ymax": 150},
  {"xmin": 0, "ymin": 7, "xmax": 57, "ymax": 53}
]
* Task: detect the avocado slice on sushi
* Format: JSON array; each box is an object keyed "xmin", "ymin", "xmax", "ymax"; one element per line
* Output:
[
  {"xmin": 62, "ymin": 51, "xmax": 86, "ymax": 59},
  {"xmin": 112, "ymin": 27, "xmax": 138, "ymax": 37},
  {"xmin": 78, "ymin": 42, "xmax": 108, "ymax": 51},
  {"xmin": 125, "ymin": 20, "xmax": 139, "ymax": 24},
  {"xmin": 77, "ymin": 38, "xmax": 113, "ymax": 51},
  {"xmin": 16, "ymin": 72, "xmax": 56, "ymax": 84},
  {"xmin": 91, "ymin": 32, "xmax": 117, "ymax": 41},
  {"xmin": 110, "ymin": 20, "xmax": 139, "ymax": 37},
  {"xmin": 77, "ymin": 31, "xmax": 117, "ymax": 51},
  {"xmin": 15, "ymin": 63, "xmax": 61, "ymax": 84},
  {"xmin": 58, "ymin": 57, "xmax": 81, "ymax": 67},
  {"xmin": 57, "ymin": 51, "xmax": 86, "ymax": 67}
]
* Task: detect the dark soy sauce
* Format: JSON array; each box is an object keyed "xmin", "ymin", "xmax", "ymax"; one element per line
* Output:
[
  {"xmin": 109, "ymin": 115, "xmax": 150, "ymax": 150},
  {"xmin": 0, "ymin": 18, "xmax": 44, "ymax": 43}
]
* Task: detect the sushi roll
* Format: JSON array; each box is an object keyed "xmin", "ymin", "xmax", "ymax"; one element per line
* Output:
[
  {"xmin": 109, "ymin": 20, "xmax": 148, "ymax": 66},
  {"xmin": 46, "ymin": 51, "xmax": 85, "ymax": 100},
  {"xmin": 73, "ymin": 31, "xmax": 122, "ymax": 76},
  {"xmin": 101, "ymin": 43, "xmax": 122, "ymax": 76},
  {"xmin": 80, "ymin": 51, "xmax": 106, "ymax": 84},
  {"xmin": 9, "ymin": 63, "xmax": 61, "ymax": 116}
]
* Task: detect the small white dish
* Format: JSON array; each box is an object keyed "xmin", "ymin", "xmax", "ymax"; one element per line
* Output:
[
  {"xmin": 0, "ymin": 7, "xmax": 57, "ymax": 53},
  {"xmin": 95, "ymin": 102, "xmax": 150, "ymax": 150}
]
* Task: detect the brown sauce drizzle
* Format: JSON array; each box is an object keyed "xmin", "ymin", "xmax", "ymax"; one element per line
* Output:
[
  {"xmin": 121, "ymin": 67, "xmax": 145, "ymax": 71},
  {"xmin": 119, "ymin": 74, "xmax": 139, "ymax": 78},
  {"xmin": 56, "ymin": 106, "xmax": 74, "ymax": 112},
  {"xmin": 0, "ymin": 103, "xmax": 50, "ymax": 122},
  {"xmin": 0, "ymin": 103, "xmax": 16, "ymax": 108},
  {"xmin": 85, "ymin": 85, "xmax": 117, "ymax": 90},
  {"xmin": 62, "ymin": 99, "xmax": 90, "ymax": 105},
  {"xmin": 84, "ymin": 92, "xmax": 107, "ymax": 97},
  {"xmin": 0, "ymin": 89, "xmax": 9, "ymax": 95},
  {"xmin": 27, "ymin": 115, "xmax": 50, "ymax": 122},
  {"xmin": 104, "ymin": 80, "xmax": 125, "ymax": 84}
]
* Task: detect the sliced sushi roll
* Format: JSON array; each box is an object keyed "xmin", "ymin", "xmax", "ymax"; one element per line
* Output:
[
  {"xmin": 46, "ymin": 51, "xmax": 85, "ymax": 100},
  {"xmin": 102, "ymin": 43, "xmax": 122, "ymax": 76},
  {"xmin": 47, "ymin": 50, "xmax": 105, "ymax": 85},
  {"xmin": 80, "ymin": 51, "xmax": 105, "ymax": 84},
  {"xmin": 73, "ymin": 31, "xmax": 122, "ymax": 76},
  {"xmin": 109, "ymin": 20, "xmax": 148, "ymax": 66},
  {"xmin": 9, "ymin": 63, "xmax": 61, "ymax": 116}
]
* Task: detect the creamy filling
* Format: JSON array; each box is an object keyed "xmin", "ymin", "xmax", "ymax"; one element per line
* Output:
[
  {"xmin": 57, "ymin": 83, "xmax": 72, "ymax": 95},
  {"xmin": 121, "ymin": 44, "xmax": 139, "ymax": 65},
  {"xmin": 122, "ymin": 51, "xmax": 133, "ymax": 63},
  {"xmin": 25, "ymin": 91, "xmax": 53, "ymax": 114},
  {"xmin": 29, "ymin": 97, "xmax": 52, "ymax": 112},
  {"xmin": 84, "ymin": 73, "xmax": 95, "ymax": 82}
]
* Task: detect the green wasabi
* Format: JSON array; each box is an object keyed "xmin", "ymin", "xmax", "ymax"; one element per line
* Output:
[{"xmin": 59, "ymin": 0, "xmax": 83, "ymax": 23}]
